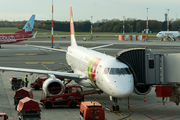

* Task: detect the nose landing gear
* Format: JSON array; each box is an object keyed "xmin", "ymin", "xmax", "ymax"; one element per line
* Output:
[{"xmin": 110, "ymin": 96, "xmax": 119, "ymax": 112}]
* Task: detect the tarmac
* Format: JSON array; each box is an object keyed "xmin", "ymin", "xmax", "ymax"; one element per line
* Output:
[{"xmin": 0, "ymin": 38, "xmax": 180, "ymax": 120}]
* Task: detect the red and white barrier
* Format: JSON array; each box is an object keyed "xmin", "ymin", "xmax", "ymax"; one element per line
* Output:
[{"xmin": 118, "ymin": 35, "xmax": 145, "ymax": 41}]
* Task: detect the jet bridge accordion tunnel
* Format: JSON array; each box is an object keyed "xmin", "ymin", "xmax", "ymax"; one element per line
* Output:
[{"xmin": 116, "ymin": 48, "xmax": 162, "ymax": 95}]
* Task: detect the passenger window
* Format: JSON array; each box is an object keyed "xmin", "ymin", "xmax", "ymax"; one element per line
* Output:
[{"xmin": 104, "ymin": 68, "xmax": 110, "ymax": 74}]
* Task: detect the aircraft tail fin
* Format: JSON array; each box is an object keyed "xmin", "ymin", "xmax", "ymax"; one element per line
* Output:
[
  {"xmin": 70, "ymin": 6, "xmax": 77, "ymax": 46},
  {"xmin": 16, "ymin": 15, "xmax": 36, "ymax": 33}
]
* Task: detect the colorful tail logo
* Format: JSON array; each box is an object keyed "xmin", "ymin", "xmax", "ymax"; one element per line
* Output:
[{"xmin": 23, "ymin": 15, "xmax": 35, "ymax": 32}]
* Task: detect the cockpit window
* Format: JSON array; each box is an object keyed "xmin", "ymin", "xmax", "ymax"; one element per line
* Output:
[
  {"xmin": 121, "ymin": 68, "xmax": 131, "ymax": 75},
  {"xmin": 104, "ymin": 68, "xmax": 110, "ymax": 74},
  {"xmin": 104, "ymin": 67, "xmax": 131, "ymax": 75},
  {"xmin": 109, "ymin": 68, "xmax": 121, "ymax": 74}
]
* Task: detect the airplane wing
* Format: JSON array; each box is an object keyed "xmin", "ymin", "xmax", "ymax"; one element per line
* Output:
[
  {"xmin": 89, "ymin": 44, "xmax": 113, "ymax": 50},
  {"xmin": 0, "ymin": 67, "xmax": 86, "ymax": 80},
  {"xmin": 25, "ymin": 44, "xmax": 67, "ymax": 53}
]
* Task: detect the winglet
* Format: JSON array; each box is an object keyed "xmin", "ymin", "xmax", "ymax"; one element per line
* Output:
[{"xmin": 70, "ymin": 6, "xmax": 77, "ymax": 46}]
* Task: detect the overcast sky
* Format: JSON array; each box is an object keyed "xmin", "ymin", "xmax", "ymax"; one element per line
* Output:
[{"xmin": 0, "ymin": 0, "xmax": 180, "ymax": 22}]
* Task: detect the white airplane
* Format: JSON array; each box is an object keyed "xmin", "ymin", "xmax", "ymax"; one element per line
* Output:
[
  {"xmin": 156, "ymin": 31, "xmax": 180, "ymax": 41},
  {"xmin": 0, "ymin": 6, "xmax": 134, "ymax": 111}
]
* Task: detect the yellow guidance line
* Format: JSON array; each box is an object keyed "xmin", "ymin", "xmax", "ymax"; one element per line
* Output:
[
  {"xmin": 94, "ymin": 98, "xmax": 98, "ymax": 100},
  {"xmin": 42, "ymin": 62, "xmax": 54, "ymax": 64},
  {"xmin": 117, "ymin": 113, "xmax": 123, "ymax": 116},
  {"xmin": 25, "ymin": 62, "xmax": 38, "ymax": 64},
  {"xmin": 41, "ymin": 63, "xmax": 52, "ymax": 71},
  {"xmin": 28, "ymin": 53, "xmax": 37, "ymax": 55},
  {"xmin": 16, "ymin": 54, "xmax": 25, "ymax": 55}
]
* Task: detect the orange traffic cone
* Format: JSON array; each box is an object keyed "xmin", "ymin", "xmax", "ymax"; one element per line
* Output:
[{"xmin": 143, "ymin": 95, "xmax": 147, "ymax": 102}]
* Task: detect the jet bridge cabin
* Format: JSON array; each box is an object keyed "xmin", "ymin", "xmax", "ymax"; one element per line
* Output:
[
  {"xmin": 115, "ymin": 48, "xmax": 162, "ymax": 95},
  {"xmin": 116, "ymin": 48, "xmax": 180, "ymax": 105}
]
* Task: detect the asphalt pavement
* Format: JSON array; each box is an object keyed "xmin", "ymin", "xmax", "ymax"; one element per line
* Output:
[{"xmin": 0, "ymin": 38, "xmax": 180, "ymax": 120}]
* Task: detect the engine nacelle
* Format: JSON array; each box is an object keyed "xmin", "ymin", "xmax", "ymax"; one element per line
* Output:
[
  {"xmin": 42, "ymin": 78, "xmax": 64, "ymax": 95},
  {"xmin": 133, "ymin": 85, "xmax": 152, "ymax": 95}
]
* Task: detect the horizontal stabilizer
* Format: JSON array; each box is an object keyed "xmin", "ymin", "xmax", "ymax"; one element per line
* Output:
[
  {"xmin": 32, "ymin": 31, "xmax": 38, "ymax": 39},
  {"xmin": 89, "ymin": 44, "xmax": 113, "ymax": 50}
]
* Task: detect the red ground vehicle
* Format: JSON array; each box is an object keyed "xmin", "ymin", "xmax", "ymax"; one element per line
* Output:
[
  {"xmin": 14, "ymin": 87, "xmax": 33, "ymax": 110},
  {"xmin": 0, "ymin": 113, "xmax": 8, "ymax": 120},
  {"xmin": 40, "ymin": 85, "xmax": 102, "ymax": 109},
  {"xmin": 17, "ymin": 97, "xmax": 41, "ymax": 120},
  {"xmin": 79, "ymin": 101, "xmax": 105, "ymax": 120},
  {"xmin": 30, "ymin": 77, "xmax": 48, "ymax": 90}
]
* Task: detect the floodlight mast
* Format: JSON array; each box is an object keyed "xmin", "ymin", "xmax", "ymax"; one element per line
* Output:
[
  {"xmin": 123, "ymin": 16, "xmax": 125, "ymax": 35},
  {"xmin": 91, "ymin": 16, "xmax": 93, "ymax": 38},
  {"xmin": 167, "ymin": 9, "xmax": 170, "ymax": 39},
  {"xmin": 146, "ymin": 8, "xmax": 149, "ymax": 39},
  {"xmin": 51, "ymin": 0, "xmax": 54, "ymax": 48}
]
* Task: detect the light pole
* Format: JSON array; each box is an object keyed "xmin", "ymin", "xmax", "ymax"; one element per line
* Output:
[
  {"xmin": 167, "ymin": 9, "xmax": 170, "ymax": 39},
  {"xmin": 123, "ymin": 16, "xmax": 125, "ymax": 35},
  {"xmin": 51, "ymin": 0, "xmax": 54, "ymax": 48},
  {"xmin": 91, "ymin": 16, "xmax": 93, "ymax": 38},
  {"xmin": 146, "ymin": 8, "xmax": 149, "ymax": 40}
]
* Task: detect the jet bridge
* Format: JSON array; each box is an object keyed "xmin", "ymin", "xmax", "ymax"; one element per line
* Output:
[
  {"xmin": 116, "ymin": 48, "xmax": 162, "ymax": 85},
  {"xmin": 116, "ymin": 48, "xmax": 180, "ymax": 105}
]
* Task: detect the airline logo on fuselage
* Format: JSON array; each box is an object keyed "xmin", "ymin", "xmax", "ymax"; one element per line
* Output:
[
  {"xmin": 0, "ymin": 35, "xmax": 15, "ymax": 40},
  {"xmin": 88, "ymin": 57, "xmax": 101, "ymax": 81},
  {"xmin": 0, "ymin": 33, "xmax": 31, "ymax": 41}
]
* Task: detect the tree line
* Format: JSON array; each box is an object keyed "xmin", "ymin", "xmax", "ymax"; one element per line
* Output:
[{"xmin": 1, "ymin": 18, "xmax": 180, "ymax": 33}]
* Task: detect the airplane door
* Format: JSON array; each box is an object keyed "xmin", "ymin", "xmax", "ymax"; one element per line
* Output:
[{"xmin": 96, "ymin": 65, "xmax": 103, "ymax": 86}]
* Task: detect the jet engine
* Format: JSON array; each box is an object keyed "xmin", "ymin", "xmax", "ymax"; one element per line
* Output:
[
  {"xmin": 42, "ymin": 77, "xmax": 64, "ymax": 95},
  {"xmin": 133, "ymin": 85, "xmax": 152, "ymax": 95}
]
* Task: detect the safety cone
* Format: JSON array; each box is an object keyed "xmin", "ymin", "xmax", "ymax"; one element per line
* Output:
[{"xmin": 143, "ymin": 95, "xmax": 147, "ymax": 102}]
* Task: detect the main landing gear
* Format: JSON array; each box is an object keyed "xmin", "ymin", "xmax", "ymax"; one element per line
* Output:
[{"xmin": 110, "ymin": 96, "xmax": 119, "ymax": 112}]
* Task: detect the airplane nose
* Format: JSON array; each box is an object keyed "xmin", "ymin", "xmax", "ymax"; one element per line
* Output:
[
  {"xmin": 115, "ymin": 81, "xmax": 133, "ymax": 98},
  {"xmin": 107, "ymin": 75, "xmax": 134, "ymax": 98}
]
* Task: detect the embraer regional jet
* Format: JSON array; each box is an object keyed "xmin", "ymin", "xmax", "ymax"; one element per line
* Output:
[
  {"xmin": 0, "ymin": 15, "xmax": 36, "ymax": 48},
  {"xmin": 156, "ymin": 31, "xmax": 180, "ymax": 41},
  {"xmin": 0, "ymin": 6, "xmax": 134, "ymax": 111}
]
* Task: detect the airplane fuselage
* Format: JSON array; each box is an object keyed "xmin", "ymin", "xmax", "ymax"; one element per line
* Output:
[
  {"xmin": 66, "ymin": 46, "xmax": 134, "ymax": 98},
  {"xmin": 156, "ymin": 31, "xmax": 180, "ymax": 38},
  {"xmin": 0, "ymin": 31, "xmax": 33, "ymax": 44}
]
